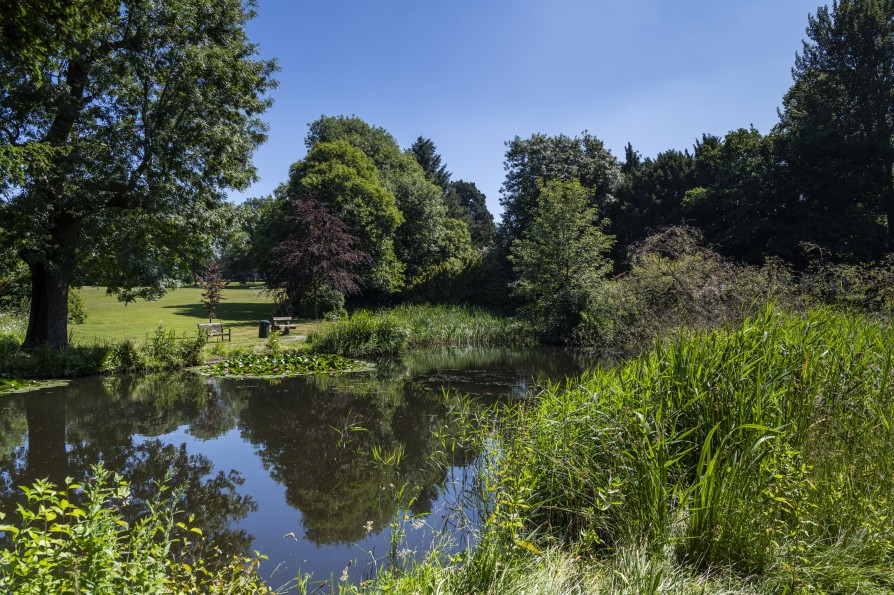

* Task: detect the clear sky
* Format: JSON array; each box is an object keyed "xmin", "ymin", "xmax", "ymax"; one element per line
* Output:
[{"xmin": 231, "ymin": 0, "xmax": 825, "ymax": 218}]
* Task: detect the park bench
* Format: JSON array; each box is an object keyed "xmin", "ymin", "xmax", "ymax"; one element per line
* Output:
[
  {"xmin": 198, "ymin": 322, "xmax": 231, "ymax": 342},
  {"xmin": 272, "ymin": 316, "xmax": 298, "ymax": 335}
]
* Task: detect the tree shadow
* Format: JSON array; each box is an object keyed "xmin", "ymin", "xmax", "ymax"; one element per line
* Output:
[{"xmin": 161, "ymin": 301, "xmax": 274, "ymax": 324}]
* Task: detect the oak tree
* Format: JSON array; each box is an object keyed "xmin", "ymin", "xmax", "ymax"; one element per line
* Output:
[{"xmin": 0, "ymin": 0, "xmax": 276, "ymax": 348}]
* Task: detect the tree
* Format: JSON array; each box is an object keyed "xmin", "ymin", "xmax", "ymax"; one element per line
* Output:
[
  {"xmin": 776, "ymin": 0, "xmax": 894, "ymax": 256},
  {"xmin": 409, "ymin": 136, "xmax": 451, "ymax": 189},
  {"xmin": 285, "ymin": 140, "xmax": 404, "ymax": 294},
  {"xmin": 444, "ymin": 180, "xmax": 497, "ymax": 248},
  {"xmin": 305, "ymin": 116, "xmax": 471, "ymax": 283},
  {"xmin": 0, "ymin": 0, "xmax": 276, "ymax": 349},
  {"xmin": 272, "ymin": 196, "xmax": 369, "ymax": 317},
  {"xmin": 201, "ymin": 260, "xmax": 225, "ymax": 322},
  {"xmin": 509, "ymin": 179, "xmax": 615, "ymax": 341},
  {"xmin": 500, "ymin": 132, "xmax": 621, "ymax": 248}
]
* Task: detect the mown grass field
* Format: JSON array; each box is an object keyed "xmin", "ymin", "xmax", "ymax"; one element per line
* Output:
[{"xmin": 70, "ymin": 286, "xmax": 318, "ymax": 345}]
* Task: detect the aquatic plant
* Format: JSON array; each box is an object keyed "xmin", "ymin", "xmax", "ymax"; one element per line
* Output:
[{"xmin": 205, "ymin": 352, "xmax": 366, "ymax": 378}]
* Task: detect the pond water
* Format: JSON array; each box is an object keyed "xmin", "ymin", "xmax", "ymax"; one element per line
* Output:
[{"xmin": 0, "ymin": 347, "xmax": 604, "ymax": 589}]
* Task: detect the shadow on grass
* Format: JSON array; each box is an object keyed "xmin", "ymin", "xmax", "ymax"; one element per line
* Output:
[{"xmin": 161, "ymin": 302, "xmax": 274, "ymax": 324}]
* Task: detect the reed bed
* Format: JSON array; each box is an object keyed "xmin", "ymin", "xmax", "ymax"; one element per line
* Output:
[
  {"xmin": 335, "ymin": 306, "xmax": 894, "ymax": 594},
  {"xmin": 308, "ymin": 305, "xmax": 530, "ymax": 356}
]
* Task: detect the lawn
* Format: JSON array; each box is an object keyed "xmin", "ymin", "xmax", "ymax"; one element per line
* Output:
[{"xmin": 70, "ymin": 285, "xmax": 319, "ymax": 345}]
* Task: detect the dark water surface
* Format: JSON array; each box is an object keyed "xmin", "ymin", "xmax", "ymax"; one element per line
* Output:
[{"xmin": 0, "ymin": 347, "xmax": 603, "ymax": 588}]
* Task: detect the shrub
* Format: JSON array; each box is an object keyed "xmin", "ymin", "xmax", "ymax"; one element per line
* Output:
[
  {"xmin": 0, "ymin": 466, "xmax": 271, "ymax": 594},
  {"xmin": 67, "ymin": 290, "xmax": 88, "ymax": 324}
]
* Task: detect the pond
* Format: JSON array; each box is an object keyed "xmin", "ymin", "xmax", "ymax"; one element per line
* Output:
[{"xmin": 0, "ymin": 346, "xmax": 604, "ymax": 589}]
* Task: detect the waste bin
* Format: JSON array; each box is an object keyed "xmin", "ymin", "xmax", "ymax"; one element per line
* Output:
[{"xmin": 258, "ymin": 320, "xmax": 270, "ymax": 339}]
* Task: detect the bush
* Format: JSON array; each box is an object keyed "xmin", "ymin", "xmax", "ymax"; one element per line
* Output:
[
  {"xmin": 67, "ymin": 290, "xmax": 88, "ymax": 324},
  {"xmin": 0, "ymin": 466, "xmax": 271, "ymax": 594}
]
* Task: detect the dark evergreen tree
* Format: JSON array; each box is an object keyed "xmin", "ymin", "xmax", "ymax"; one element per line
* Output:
[
  {"xmin": 409, "ymin": 136, "xmax": 452, "ymax": 189},
  {"xmin": 444, "ymin": 181, "xmax": 497, "ymax": 248},
  {"xmin": 776, "ymin": 0, "xmax": 894, "ymax": 257}
]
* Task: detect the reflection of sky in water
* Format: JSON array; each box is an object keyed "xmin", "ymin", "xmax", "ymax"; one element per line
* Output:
[{"xmin": 0, "ymin": 346, "xmax": 604, "ymax": 589}]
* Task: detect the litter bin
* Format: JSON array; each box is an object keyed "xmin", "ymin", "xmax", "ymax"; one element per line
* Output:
[{"xmin": 258, "ymin": 320, "xmax": 270, "ymax": 339}]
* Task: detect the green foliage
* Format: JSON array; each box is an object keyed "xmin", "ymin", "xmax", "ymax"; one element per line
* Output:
[
  {"xmin": 309, "ymin": 311, "xmax": 409, "ymax": 357},
  {"xmin": 500, "ymin": 131, "xmax": 621, "ymax": 249},
  {"xmin": 304, "ymin": 116, "xmax": 472, "ymax": 285},
  {"xmin": 67, "ymin": 290, "xmax": 88, "ymax": 325},
  {"xmin": 0, "ymin": 0, "xmax": 276, "ymax": 348},
  {"xmin": 309, "ymin": 305, "xmax": 528, "ymax": 356},
  {"xmin": 509, "ymin": 179, "xmax": 614, "ymax": 342},
  {"xmin": 205, "ymin": 352, "xmax": 365, "ymax": 378},
  {"xmin": 777, "ymin": 0, "xmax": 894, "ymax": 255},
  {"xmin": 0, "ymin": 466, "xmax": 271, "ymax": 594},
  {"xmin": 490, "ymin": 307, "xmax": 894, "ymax": 590},
  {"xmin": 285, "ymin": 140, "xmax": 404, "ymax": 294},
  {"xmin": 0, "ymin": 326, "xmax": 206, "ymax": 377}
]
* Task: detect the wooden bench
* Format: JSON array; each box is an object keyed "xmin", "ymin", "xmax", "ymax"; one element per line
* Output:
[
  {"xmin": 272, "ymin": 316, "xmax": 298, "ymax": 335},
  {"xmin": 198, "ymin": 322, "xmax": 231, "ymax": 342}
]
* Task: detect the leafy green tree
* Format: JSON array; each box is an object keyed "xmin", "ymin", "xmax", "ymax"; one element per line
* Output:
[
  {"xmin": 776, "ymin": 0, "xmax": 894, "ymax": 256},
  {"xmin": 500, "ymin": 132, "xmax": 621, "ymax": 248},
  {"xmin": 285, "ymin": 140, "xmax": 404, "ymax": 294},
  {"xmin": 0, "ymin": 0, "xmax": 276, "ymax": 349},
  {"xmin": 216, "ymin": 202, "xmax": 260, "ymax": 283},
  {"xmin": 682, "ymin": 128, "xmax": 795, "ymax": 262},
  {"xmin": 611, "ymin": 144, "xmax": 694, "ymax": 254},
  {"xmin": 509, "ymin": 179, "xmax": 615, "ymax": 341},
  {"xmin": 305, "ymin": 116, "xmax": 471, "ymax": 284}
]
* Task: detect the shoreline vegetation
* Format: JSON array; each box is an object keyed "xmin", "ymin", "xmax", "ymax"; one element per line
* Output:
[{"xmin": 2, "ymin": 306, "xmax": 892, "ymax": 593}]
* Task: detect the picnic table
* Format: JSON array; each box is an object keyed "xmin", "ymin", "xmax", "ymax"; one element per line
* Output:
[
  {"xmin": 198, "ymin": 322, "xmax": 231, "ymax": 342},
  {"xmin": 272, "ymin": 316, "xmax": 298, "ymax": 335}
]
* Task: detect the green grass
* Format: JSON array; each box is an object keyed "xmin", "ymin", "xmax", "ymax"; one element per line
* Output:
[{"xmin": 70, "ymin": 286, "xmax": 318, "ymax": 345}]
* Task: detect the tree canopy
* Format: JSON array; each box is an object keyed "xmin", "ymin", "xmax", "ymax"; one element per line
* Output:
[{"xmin": 0, "ymin": 0, "xmax": 277, "ymax": 348}]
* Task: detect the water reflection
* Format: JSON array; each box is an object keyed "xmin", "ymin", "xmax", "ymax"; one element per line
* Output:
[{"xmin": 0, "ymin": 346, "xmax": 604, "ymax": 583}]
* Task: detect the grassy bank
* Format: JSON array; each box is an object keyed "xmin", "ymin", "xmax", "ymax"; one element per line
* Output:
[
  {"xmin": 308, "ymin": 304, "xmax": 530, "ymax": 357},
  {"xmin": 70, "ymin": 285, "xmax": 318, "ymax": 344},
  {"xmin": 345, "ymin": 306, "xmax": 894, "ymax": 593}
]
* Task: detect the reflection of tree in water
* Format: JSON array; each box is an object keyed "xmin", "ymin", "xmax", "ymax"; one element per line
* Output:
[
  {"xmin": 237, "ymin": 374, "xmax": 473, "ymax": 545},
  {"xmin": 0, "ymin": 373, "xmax": 254, "ymax": 563}
]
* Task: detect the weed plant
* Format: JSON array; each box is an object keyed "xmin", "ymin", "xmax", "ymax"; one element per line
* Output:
[{"xmin": 0, "ymin": 466, "xmax": 271, "ymax": 594}]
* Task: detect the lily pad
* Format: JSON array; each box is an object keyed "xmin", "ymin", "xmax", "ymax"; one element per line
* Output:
[
  {"xmin": 0, "ymin": 377, "xmax": 71, "ymax": 395},
  {"xmin": 200, "ymin": 352, "xmax": 370, "ymax": 379}
]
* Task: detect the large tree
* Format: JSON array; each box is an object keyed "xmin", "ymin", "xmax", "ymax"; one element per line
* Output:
[
  {"xmin": 285, "ymin": 140, "xmax": 404, "ymax": 294},
  {"xmin": 0, "ymin": 0, "xmax": 276, "ymax": 349},
  {"xmin": 500, "ymin": 132, "xmax": 621, "ymax": 248},
  {"xmin": 305, "ymin": 116, "xmax": 472, "ymax": 283},
  {"xmin": 777, "ymin": 0, "xmax": 894, "ymax": 256}
]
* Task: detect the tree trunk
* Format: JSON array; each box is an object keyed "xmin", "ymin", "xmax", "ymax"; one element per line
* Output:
[{"xmin": 22, "ymin": 259, "xmax": 71, "ymax": 351}]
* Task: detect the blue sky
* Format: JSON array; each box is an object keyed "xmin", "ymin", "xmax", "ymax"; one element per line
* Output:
[{"xmin": 232, "ymin": 0, "xmax": 824, "ymax": 217}]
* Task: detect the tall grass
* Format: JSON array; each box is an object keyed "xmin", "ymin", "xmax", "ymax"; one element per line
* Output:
[
  {"xmin": 335, "ymin": 306, "xmax": 894, "ymax": 593},
  {"xmin": 489, "ymin": 306, "xmax": 894, "ymax": 591},
  {"xmin": 309, "ymin": 305, "xmax": 530, "ymax": 357}
]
